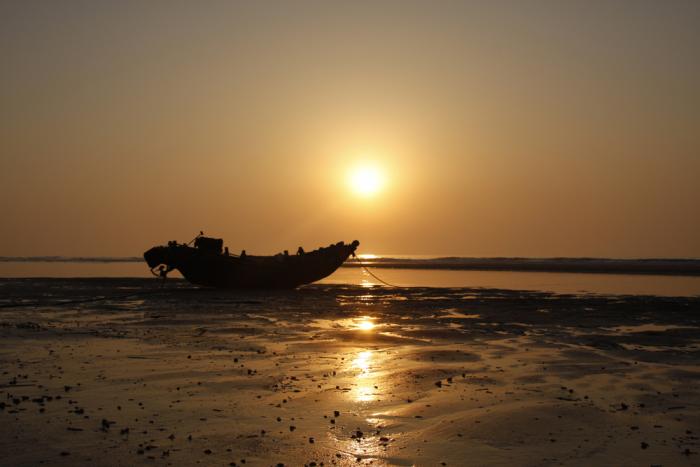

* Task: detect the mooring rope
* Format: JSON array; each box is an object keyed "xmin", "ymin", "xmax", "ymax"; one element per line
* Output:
[{"xmin": 352, "ymin": 253, "xmax": 400, "ymax": 288}]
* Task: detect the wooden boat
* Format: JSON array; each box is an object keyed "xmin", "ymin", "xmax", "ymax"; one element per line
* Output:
[{"xmin": 144, "ymin": 236, "xmax": 359, "ymax": 289}]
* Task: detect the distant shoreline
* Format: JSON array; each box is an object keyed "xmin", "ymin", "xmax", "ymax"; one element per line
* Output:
[
  {"xmin": 344, "ymin": 258, "xmax": 700, "ymax": 276},
  {"xmin": 2, "ymin": 256, "xmax": 700, "ymax": 276},
  {"xmin": 0, "ymin": 256, "xmax": 144, "ymax": 263}
]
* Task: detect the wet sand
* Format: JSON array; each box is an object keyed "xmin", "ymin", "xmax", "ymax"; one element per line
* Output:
[{"xmin": 1, "ymin": 278, "xmax": 699, "ymax": 466}]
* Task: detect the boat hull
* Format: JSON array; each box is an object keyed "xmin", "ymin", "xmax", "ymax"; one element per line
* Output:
[{"xmin": 144, "ymin": 240, "xmax": 359, "ymax": 289}]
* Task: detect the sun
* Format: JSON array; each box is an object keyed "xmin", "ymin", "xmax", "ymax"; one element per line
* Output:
[{"xmin": 348, "ymin": 164, "xmax": 384, "ymax": 197}]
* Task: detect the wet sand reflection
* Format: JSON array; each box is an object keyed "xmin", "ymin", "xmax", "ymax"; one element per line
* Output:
[
  {"xmin": 2, "ymin": 281, "xmax": 699, "ymax": 466},
  {"xmin": 351, "ymin": 350, "xmax": 376, "ymax": 402}
]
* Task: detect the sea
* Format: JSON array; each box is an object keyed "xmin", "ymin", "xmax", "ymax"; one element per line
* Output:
[{"xmin": 1, "ymin": 255, "xmax": 699, "ymax": 297}]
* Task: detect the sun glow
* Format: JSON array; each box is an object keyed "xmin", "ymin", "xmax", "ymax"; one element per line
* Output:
[
  {"xmin": 355, "ymin": 319, "xmax": 375, "ymax": 331},
  {"xmin": 348, "ymin": 164, "xmax": 384, "ymax": 197}
]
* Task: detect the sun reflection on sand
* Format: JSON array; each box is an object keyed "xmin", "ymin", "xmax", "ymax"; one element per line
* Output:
[
  {"xmin": 354, "ymin": 317, "xmax": 376, "ymax": 331},
  {"xmin": 334, "ymin": 349, "xmax": 394, "ymax": 462},
  {"xmin": 353, "ymin": 350, "xmax": 373, "ymax": 374},
  {"xmin": 348, "ymin": 318, "xmax": 383, "ymax": 403},
  {"xmin": 309, "ymin": 315, "xmax": 381, "ymax": 334},
  {"xmin": 311, "ymin": 315, "xmax": 388, "ymax": 402},
  {"xmin": 349, "ymin": 349, "xmax": 386, "ymax": 402}
]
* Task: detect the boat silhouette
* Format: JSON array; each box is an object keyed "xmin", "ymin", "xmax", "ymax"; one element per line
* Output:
[{"xmin": 144, "ymin": 235, "xmax": 359, "ymax": 288}]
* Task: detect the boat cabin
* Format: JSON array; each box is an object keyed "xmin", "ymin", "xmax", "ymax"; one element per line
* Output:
[{"xmin": 194, "ymin": 236, "xmax": 223, "ymax": 254}]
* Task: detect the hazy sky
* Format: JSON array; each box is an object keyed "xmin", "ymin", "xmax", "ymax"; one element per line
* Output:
[{"xmin": 1, "ymin": 1, "xmax": 699, "ymax": 257}]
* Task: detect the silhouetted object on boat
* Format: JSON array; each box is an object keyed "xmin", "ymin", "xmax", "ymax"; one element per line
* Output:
[
  {"xmin": 144, "ymin": 236, "xmax": 360, "ymax": 288},
  {"xmin": 194, "ymin": 236, "xmax": 223, "ymax": 254}
]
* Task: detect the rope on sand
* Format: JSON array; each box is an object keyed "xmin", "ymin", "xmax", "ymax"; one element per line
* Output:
[{"xmin": 351, "ymin": 254, "xmax": 400, "ymax": 288}]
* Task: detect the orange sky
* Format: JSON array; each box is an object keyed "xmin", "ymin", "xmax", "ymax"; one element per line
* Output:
[{"xmin": 1, "ymin": 1, "xmax": 699, "ymax": 257}]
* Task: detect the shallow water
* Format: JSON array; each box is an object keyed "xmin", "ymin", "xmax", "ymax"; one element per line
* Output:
[
  {"xmin": 2, "ymin": 261, "xmax": 699, "ymax": 296},
  {"xmin": 326, "ymin": 268, "xmax": 700, "ymax": 297}
]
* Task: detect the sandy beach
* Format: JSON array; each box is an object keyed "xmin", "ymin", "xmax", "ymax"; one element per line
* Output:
[{"xmin": 1, "ymin": 278, "xmax": 699, "ymax": 466}]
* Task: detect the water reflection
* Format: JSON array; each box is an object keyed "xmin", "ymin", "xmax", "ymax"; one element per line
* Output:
[
  {"xmin": 354, "ymin": 317, "xmax": 376, "ymax": 331},
  {"xmin": 353, "ymin": 350, "xmax": 373, "ymax": 375},
  {"xmin": 358, "ymin": 253, "xmax": 379, "ymax": 260},
  {"xmin": 350, "ymin": 349, "xmax": 383, "ymax": 402},
  {"xmin": 310, "ymin": 315, "xmax": 388, "ymax": 402},
  {"xmin": 332, "ymin": 348, "xmax": 392, "ymax": 463},
  {"xmin": 360, "ymin": 268, "xmax": 376, "ymax": 288},
  {"xmin": 319, "ymin": 267, "xmax": 700, "ymax": 296}
]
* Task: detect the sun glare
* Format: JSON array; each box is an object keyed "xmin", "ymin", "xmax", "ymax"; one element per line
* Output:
[
  {"xmin": 348, "ymin": 164, "xmax": 384, "ymax": 197},
  {"xmin": 355, "ymin": 319, "xmax": 375, "ymax": 331}
]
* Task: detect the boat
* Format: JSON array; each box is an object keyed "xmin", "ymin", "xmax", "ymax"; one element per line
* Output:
[{"xmin": 143, "ymin": 235, "xmax": 360, "ymax": 289}]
